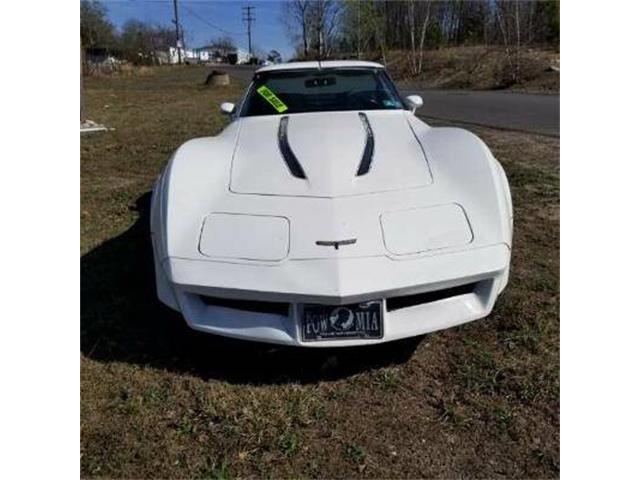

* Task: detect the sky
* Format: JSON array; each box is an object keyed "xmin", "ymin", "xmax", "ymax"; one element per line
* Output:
[{"xmin": 101, "ymin": 0, "xmax": 294, "ymax": 59}]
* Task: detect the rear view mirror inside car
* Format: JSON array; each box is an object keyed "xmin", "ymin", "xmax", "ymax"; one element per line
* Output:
[{"xmin": 305, "ymin": 77, "xmax": 336, "ymax": 88}]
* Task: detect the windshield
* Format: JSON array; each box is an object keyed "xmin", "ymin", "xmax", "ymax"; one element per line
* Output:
[{"xmin": 240, "ymin": 68, "xmax": 405, "ymax": 117}]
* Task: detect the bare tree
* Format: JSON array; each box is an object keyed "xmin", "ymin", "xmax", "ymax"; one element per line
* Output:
[
  {"xmin": 119, "ymin": 20, "xmax": 176, "ymax": 64},
  {"xmin": 309, "ymin": 0, "xmax": 341, "ymax": 58},
  {"xmin": 495, "ymin": 0, "xmax": 528, "ymax": 84},
  {"xmin": 209, "ymin": 36, "xmax": 236, "ymax": 56},
  {"xmin": 284, "ymin": 0, "xmax": 559, "ymax": 67},
  {"xmin": 81, "ymin": 0, "xmax": 116, "ymax": 50},
  {"xmin": 407, "ymin": 0, "xmax": 433, "ymax": 75},
  {"xmin": 283, "ymin": 0, "xmax": 341, "ymax": 59},
  {"xmin": 360, "ymin": 1, "xmax": 388, "ymax": 64},
  {"xmin": 282, "ymin": 0, "xmax": 312, "ymax": 59}
]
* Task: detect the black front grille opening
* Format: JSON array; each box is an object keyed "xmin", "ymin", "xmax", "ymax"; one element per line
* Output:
[
  {"xmin": 199, "ymin": 295, "xmax": 290, "ymax": 317},
  {"xmin": 386, "ymin": 282, "xmax": 478, "ymax": 312}
]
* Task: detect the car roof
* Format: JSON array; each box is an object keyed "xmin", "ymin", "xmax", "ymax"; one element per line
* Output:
[{"xmin": 255, "ymin": 60, "xmax": 385, "ymax": 74}]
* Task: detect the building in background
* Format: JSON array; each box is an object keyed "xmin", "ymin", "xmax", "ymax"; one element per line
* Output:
[
  {"xmin": 151, "ymin": 44, "xmax": 254, "ymax": 65},
  {"xmin": 166, "ymin": 46, "xmax": 196, "ymax": 64},
  {"xmin": 229, "ymin": 47, "xmax": 251, "ymax": 65}
]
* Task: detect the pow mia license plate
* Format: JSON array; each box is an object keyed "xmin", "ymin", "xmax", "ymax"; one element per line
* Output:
[{"xmin": 301, "ymin": 301, "xmax": 383, "ymax": 341}]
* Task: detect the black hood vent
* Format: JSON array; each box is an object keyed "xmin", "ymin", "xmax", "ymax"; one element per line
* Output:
[
  {"xmin": 356, "ymin": 112, "xmax": 375, "ymax": 176},
  {"xmin": 278, "ymin": 116, "xmax": 307, "ymax": 179}
]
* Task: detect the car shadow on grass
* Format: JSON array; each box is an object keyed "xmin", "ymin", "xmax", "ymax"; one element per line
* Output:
[{"xmin": 81, "ymin": 192, "xmax": 423, "ymax": 384}]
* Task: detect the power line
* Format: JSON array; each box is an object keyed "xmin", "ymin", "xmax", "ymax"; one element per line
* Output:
[
  {"xmin": 242, "ymin": 5, "xmax": 255, "ymax": 55},
  {"xmin": 180, "ymin": 2, "xmax": 243, "ymax": 38}
]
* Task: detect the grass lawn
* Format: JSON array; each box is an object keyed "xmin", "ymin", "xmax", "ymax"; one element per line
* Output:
[{"xmin": 81, "ymin": 66, "xmax": 559, "ymax": 478}]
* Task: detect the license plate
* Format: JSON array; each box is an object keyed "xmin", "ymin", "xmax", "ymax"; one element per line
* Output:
[{"xmin": 300, "ymin": 300, "xmax": 383, "ymax": 341}]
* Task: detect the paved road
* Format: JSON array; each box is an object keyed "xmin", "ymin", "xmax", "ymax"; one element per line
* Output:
[
  {"xmin": 216, "ymin": 65, "xmax": 559, "ymax": 136},
  {"xmin": 402, "ymin": 88, "xmax": 559, "ymax": 136}
]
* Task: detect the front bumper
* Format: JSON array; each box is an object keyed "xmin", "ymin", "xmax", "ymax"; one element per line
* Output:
[{"xmin": 153, "ymin": 243, "xmax": 510, "ymax": 347}]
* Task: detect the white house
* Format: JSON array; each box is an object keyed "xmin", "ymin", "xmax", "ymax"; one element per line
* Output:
[
  {"xmin": 235, "ymin": 47, "xmax": 251, "ymax": 64},
  {"xmin": 160, "ymin": 45, "xmax": 253, "ymax": 65},
  {"xmin": 196, "ymin": 50, "xmax": 211, "ymax": 62},
  {"xmin": 165, "ymin": 47, "xmax": 197, "ymax": 64}
]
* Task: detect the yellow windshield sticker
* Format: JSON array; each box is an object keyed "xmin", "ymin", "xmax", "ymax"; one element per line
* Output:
[{"xmin": 257, "ymin": 85, "xmax": 288, "ymax": 113}]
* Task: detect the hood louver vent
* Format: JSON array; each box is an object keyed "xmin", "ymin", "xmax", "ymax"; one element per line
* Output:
[
  {"xmin": 278, "ymin": 116, "xmax": 307, "ymax": 179},
  {"xmin": 356, "ymin": 112, "xmax": 375, "ymax": 176}
]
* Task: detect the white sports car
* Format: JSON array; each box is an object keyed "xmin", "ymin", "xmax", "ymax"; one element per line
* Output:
[{"xmin": 150, "ymin": 60, "xmax": 512, "ymax": 347}]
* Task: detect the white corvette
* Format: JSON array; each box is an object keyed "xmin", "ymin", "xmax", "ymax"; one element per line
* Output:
[{"xmin": 150, "ymin": 61, "xmax": 512, "ymax": 347}]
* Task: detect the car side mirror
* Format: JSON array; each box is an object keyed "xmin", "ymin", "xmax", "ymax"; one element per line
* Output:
[
  {"xmin": 405, "ymin": 95, "xmax": 423, "ymax": 113},
  {"xmin": 220, "ymin": 102, "xmax": 236, "ymax": 115}
]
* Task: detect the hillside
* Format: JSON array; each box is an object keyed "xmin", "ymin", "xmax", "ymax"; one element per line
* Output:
[{"xmin": 385, "ymin": 46, "xmax": 559, "ymax": 93}]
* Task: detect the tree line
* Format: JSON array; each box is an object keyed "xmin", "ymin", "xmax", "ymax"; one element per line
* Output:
[
  {"xmin": 283, "ymin": 0, "xmax": 559, "ymax": 77},
  {"xmin": 81, "ymin": 0, "xmax": 180, "ymax": 64},
  {"xmin": 81, "ymin": 0, "xmax": 281, "ymax": 66},
  {"xmin": 82, "ymin": 0, "xmax": 560, "ymax": 78}
]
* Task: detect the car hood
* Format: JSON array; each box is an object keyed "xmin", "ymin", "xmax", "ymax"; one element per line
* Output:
[
  {"xmin": 157, "ymin": 116, "xmax": 511, "ymax": 263},
  {"xmin": 229, "ymin": 110, "xmax": 433, "ymax": 198}
]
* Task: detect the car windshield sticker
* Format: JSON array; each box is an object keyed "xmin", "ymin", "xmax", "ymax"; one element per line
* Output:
[{"xmin": 257, "ymin": 85, "xmax": 288, "ymax": 113}]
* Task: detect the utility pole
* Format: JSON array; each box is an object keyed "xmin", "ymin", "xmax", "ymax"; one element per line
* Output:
[
  {"xmin": 356, "ymin": 0, "xmax": 361, "ymax": 59},
  {"xmin": 242, "ymin": 5, "xmax": 255, "ymax": 55},
  {"xmin": 172, "ymin": 0, "xmax": 182, "ymax": 64}
]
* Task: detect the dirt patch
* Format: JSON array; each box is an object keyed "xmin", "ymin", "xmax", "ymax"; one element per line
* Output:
[{"xmin": 81, "ymin": 66, "xmax": 559, "ymax": 478}]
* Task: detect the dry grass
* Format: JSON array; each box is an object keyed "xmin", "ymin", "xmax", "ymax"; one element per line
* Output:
[
  {"xmin": 81, "ymin": 66, "xmax": 559, "ymax": 478},
  {"xmin": 387, "ymin": 45, "xmax": 560, "ymax": 92}
]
